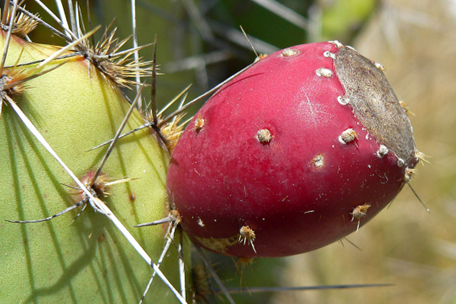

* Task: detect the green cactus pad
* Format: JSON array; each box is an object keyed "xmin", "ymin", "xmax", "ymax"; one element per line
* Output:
[{"xmin": 0, "ymin": 32, "xmax": 183, "ymax": 303}]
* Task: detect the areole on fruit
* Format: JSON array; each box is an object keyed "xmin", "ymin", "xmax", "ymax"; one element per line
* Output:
[{"xmin": 167, "ymin": 41, "xmax": 421, "ymax": 258}]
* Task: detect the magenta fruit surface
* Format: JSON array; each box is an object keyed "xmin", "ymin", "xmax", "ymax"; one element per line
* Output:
[{"xmin": 167, "ymin": 41, "xmax": 419, "ymax": 258}]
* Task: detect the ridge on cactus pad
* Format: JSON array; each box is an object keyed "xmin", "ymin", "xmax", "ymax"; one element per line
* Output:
[{"xmin": 167, "ymin": 41, "xmax": 421, "ymax": 258}]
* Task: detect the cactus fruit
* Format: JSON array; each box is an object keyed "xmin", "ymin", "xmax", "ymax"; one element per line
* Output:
[
  {"xmin": 167, "ymin": 41, "xmax": 421, "ymax": 258},
  {"xmin": 0, "ymin": 14, "xmax": 183, "ymax": 304}
]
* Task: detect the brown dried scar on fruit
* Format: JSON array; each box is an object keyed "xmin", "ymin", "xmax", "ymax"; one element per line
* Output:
[
  {"xmin": 256, "ymin": 129, "xmax": 272, "ymax": 143},
  {"xmin": 239, "ymin": 226, "xmax": 257, "ymax": 253},
  {"xmin": 194, "ymin": 115, "xmax": 205, "ymax": 132},
  {"xmin": 335, "ymin": 46, "xmax": 416, "ymax": 163},
  {"xmin": 194, "ymin": 235, "xmax": 239, "ymax": 254},
  {"xmin": 351, "ymin": 203, "xmax": 371, "ymax": 232}
]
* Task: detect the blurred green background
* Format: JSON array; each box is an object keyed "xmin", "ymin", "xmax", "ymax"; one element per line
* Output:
[{"xmin": 15, "ymin": 0, "xmax": 456, "ymax": 303}]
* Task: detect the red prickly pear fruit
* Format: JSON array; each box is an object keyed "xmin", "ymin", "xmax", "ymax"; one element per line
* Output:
[{"xmin": 167, "ymin": 41, "xmax": 420, "ymax": 258}]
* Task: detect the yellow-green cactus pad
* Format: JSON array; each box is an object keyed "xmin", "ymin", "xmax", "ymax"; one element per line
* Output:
[{"xmin": 0, "ymin": 31, "xmax": 182, "ymax": 303}]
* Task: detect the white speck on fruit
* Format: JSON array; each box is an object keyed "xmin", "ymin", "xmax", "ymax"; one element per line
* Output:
[
  {"xmin": 351, "ymin": 203, "xmax": 371, "ymax": 232},
  {"xmin": 281, "ymin": 48, "xmax": 299, "ymax": 57},
  {"xmin": 368, "ymin": 164, "xmax": 371, "ymax": 168},
  {"xmin": 337, "ymin": 96, "xmax": 350, "ymax": 105},
  {"xmin": 377, "ymin": 145, "xmax": 389, "ymax": 157},
  {"xmin": 312, "ymin": 154, "xmax": 325, "ymax": 168},
  {"xmin": 375, "ymin": 62, "xmax": 386, "ymax": 71},
  {"xmin": 194, "ymin": 115, "xmax": 205, "ymax": 132},
  {"xmin": 197, "ymin": 217, "xmax": 205, "ymax": 227},
  {"xmin": 239, "ymin": 226, "xmax": 257, "ymax": 253},
  {"xmin": 323, "ymin": 51, "xmax": 336, "ymax": 60},
  {"xmin": 256, "ymin": 129, "xmax": 272, "ymax": 143},
  {"xmin": 316, "ymin": 68, "xmax": 333, "ymax": 77},
  {"xmin": 338, "ymin": 128, "xmax": 358, "ymax": 144},
  {"xmin": 329, "ymin": 40, "xmax": 344, "ymax": 48},
  {"xmin": 397, "ymin": 158, "xmax": 405, "ymax": 167}
]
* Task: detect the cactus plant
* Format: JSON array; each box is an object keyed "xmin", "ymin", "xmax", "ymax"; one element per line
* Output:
[
  {"xmin": 1, "ymin": 1, "xmax": 429, "ymax": 303},
  {"xmin": 0, "ymin": 2, "xmax": 187, "ymax": 303},
  {"xmin": 167, "ymin": 41, "xmax": 423, "ymax": 258}
]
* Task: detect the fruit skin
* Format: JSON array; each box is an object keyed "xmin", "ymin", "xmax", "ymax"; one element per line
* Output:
[
  {"xmin": 0, "ymin": 32, "xmax": 181, "ymax": 303},
  {"xmin": 167, "ymin": 41, "xmax": 419, "ymax": 258}
]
